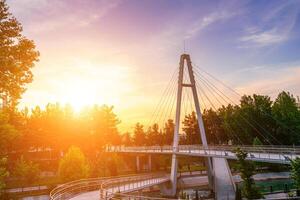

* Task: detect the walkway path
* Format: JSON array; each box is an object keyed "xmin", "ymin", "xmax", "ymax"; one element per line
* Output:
[
  {"xmin": 213, "ymin": 158, "xmax": 235, "ymax": 200},
  {"xmin": 69, "ymin": 171, "xmax": 290, "ymax": 200}
]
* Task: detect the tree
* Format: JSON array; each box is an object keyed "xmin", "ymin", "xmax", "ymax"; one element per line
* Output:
[
  {"xmin": 122, "ymin": 132, "xmax": 132, "ymax": 146},
  {"xmin": 253, "ymin": 137, "xmax": 263, "ymax": 146},
  {"xmin": 0, "ymin": 110, "xmax": 18, "ymax": 193},
  {"xmin": 146, "ymin": 123, "xmax": 161, "ymax": 146},
  {"xmin": 58, "ymin": 146, "xmax": 90, "ymax": 182},
  {"xmin": 203, "ymin": 109, "xmax": 226, "ymax": 144},
  {"xmin": 0, "ymin": 0, "xmax": 39, "ymax": 108},
  {"xmin": 0, "ymin": 111, "xmax": 18, "ymax": 153},
  {"xmin": 182, "ymin": 112, "xmax": 200, "ymax": 145},
  {"xmin": 234, "ymin": 148, "xmax": 261, "ymax": 199},
  {"xmin": 291, "ymin": 157, "xmax": 300, "ymax": 195},
  {"xmin": 133, "ymin": 123, "xmax": 146, "ymax": 145},
  {"xmin": 14, "ymin": 156, "xmax": 40, "ymax": 184},
  {"xmin": 92, "ymin": 105, "xmax": 121, "ymax": 147},
  {"xmin": 272, "ymin": 91, "xmax": 300, "ymax": 145},
  {"xmin": 163, "ymin": 119, "xmax": 174, "ymax": 145},
  {"xmin": 0, "ymin": 157, "xmax": 8, "ymax": 196}
]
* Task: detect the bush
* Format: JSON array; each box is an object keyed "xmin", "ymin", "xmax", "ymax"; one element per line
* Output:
[
  {"xmin": 58, "ymin": 146, "xmax": 90, "ymax": 182},
  {"xmin": 14, "ymin": 156, "xmax": 40, "ymax": 184}
]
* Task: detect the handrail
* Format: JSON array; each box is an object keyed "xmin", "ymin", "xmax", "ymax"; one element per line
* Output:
[
  {"xmin": 100, "ymin": 173, "xmax": 169, "ymax": 199},
  {"xmin": 106, "ymin": 145, "xmax": 300, "ymax": 164},
  {"xmin": 50, "ymin": 173, "xmax": 155, "ymax": 200}
]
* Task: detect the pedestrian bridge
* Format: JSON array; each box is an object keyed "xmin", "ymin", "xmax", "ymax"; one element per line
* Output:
[
  {"xmin": 50, "ymin": 173, "xmax": 170, "ymax": 200},
  {"xmin": 100, "ymin": 173, "xmax": 169, "ymax": 199},
  {"xmin": 106, "ymin": 145, "xmax": 300, "ymax": 164}
]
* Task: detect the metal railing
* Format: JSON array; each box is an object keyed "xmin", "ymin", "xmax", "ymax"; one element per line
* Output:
[
  {"xmin": 50, "ymin": 173, "xmax": 162, "ymax": 200},
  {"xmin": 106, "ymin": 145, "xmax": 300, "ymax": 164},
  {"xmin": 50, "ymin": 177, "xmax": 106, "ymax": 200},
  {"xmin": 100, "ymin": 173, "xmax": 169, "ymax": 200}
]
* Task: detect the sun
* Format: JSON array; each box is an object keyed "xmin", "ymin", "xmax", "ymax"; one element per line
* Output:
[{"xmin": 55, "ymin": 63, "xmax": 133, "ymax": 112}]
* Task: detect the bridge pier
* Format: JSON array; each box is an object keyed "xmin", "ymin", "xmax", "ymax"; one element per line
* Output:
[
  {"xmin": 148, "ymin": 155, "xmax": 152, "ymax": 172},
  {"xmin": 136, "ymin": 155, "xmax": 140, "ymax": 172}
]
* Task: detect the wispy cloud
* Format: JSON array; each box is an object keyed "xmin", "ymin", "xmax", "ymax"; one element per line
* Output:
[
  {"xmin": 185, "ymin": 10, "xmax": 237, "ymax": 39},
  {"xmin": 240, "ymin": 28, "xmax": 287, "ymax": 47},
  {"xmin": 8, "ymin": 0, "xmax": 121, "ymax": 35},
  {"xmin": 239, "ymin": 1, "xmax": 299, "ymax": 48}
]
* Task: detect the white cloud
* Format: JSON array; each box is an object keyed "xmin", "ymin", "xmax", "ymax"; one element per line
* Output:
[
  {"xmin": 185, "ymin": 11, "xmax": 237, "ymax": 39},
  {"xmin": 239, "ymin": 28, "xmax": 287, "ymax": 47},
  {"xmin": 7, "ymin": 0, "xmax": 121, "ymax": 35},
  {"xmin": 239, "ymin": 1, "xmax": 299, "ymax": 48}
]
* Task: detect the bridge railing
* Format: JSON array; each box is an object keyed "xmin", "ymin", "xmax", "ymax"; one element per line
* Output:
[
  {"xmin": 49, "ymin": 176, "xmax": 113, "ymax": 200},
  {"xmin": 106, "ymin": 145, "xmax": 300, "ymax": 163},
  {"xmin": 100, "ymin": 173, "xmax": 169, "ymax": 199},
  {"xmin": 49, "ymin": 173, "xmax": 159, "ymax": 200}
]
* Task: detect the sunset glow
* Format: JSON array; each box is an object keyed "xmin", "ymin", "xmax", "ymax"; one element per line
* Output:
[{"xmin": 6, "ymin": 0, "xmax": 300, "ymax": 131}]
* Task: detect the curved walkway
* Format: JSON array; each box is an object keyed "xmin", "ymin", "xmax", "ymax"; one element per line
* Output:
[{"xmin": 69, "ymin": 172, "xmax": 290, "ymax": 200}]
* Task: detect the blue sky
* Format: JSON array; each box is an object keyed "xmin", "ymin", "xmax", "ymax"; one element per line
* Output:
[{"xmin": 7, "ymin": 0, "xmax": 300, "ymax": 129}]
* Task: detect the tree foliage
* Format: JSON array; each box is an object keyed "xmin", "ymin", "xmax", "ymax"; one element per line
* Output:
[
  {"xmin": 58, "ymin": 146, "xmax": 90, "ymax": 182},
  {"xmin": 234, "ymin": 148, "xmax": 261, "ymax": 199},
  {"xmin": 14, "ymin": 156, "xmax": 40, "ymax": 184},
  {"xmin": 291, "ymin": 157, "xmax": 300, "ymax": 189},
  {"xmin": 0, "ymin": 0, "xmax": 39, "ymax": 108},
  {"xmin": 0, "ymin": 157, "xmax": 8, "ymax": 195}
]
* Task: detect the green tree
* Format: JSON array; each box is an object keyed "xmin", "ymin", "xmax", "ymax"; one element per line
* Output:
[
  {"xmin": 0, "ymin": 0, "xmax": 39, "ymax": 108},
  {"xmin": 58, "ymin": 146, "xmax": 90, "ymax": 182},
  {"xmin": 92, "ymin": 105, "xmax": 121, "ymax": 147},
  {"xmin": 146, "ymin": 123, "xmax": 161, "ymax": 146},
  {"xmin": 234, "ymin": 148, "xmax": 261, "ymax": 199},
  {"xmin": 253, "ymin": 137, "xmax": 263, "ymax": 146},
  {"xmin": 272, "ymin": 91, "xmax": 300, "ymax": 145},
  {"xmin": 133, "ymin": 123, "xmax": 146, "ymax": 145},
  {"xmin": 163, "ymin": 119, "xmax": 174, "ymax": 145},
  {"xmin": 14, "ymin": 156, "xmax": 40, "ymax": 184},
  {"xmin": 122, "ymin": 132, "xmax": 133, "ymax": 146},
  {"xmin": 0, "ymin": 111, "xmax": 18, "ymax": 192},
  {"xmin": 182, "ymin": 112, "xmax": 200, "ymax": 145},
  {"xmin": 0, "ymin": 111, "xmax": 18, "ymax": 153},
  {"xmin": 0, "ymin": 157, "xmax": 8, "ymax": 196},
  {"xmin": 291, "ymin": 157, "xmax": 300, "ymax": 194},
  {"xmin": 203, "ymin": 109, "xmax": 226, "ymax": 144}
]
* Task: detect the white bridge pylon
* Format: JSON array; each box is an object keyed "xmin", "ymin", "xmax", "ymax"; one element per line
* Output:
[{"xmin": 170, "ymin": 54, "xmax": 214, "ymax": 196}]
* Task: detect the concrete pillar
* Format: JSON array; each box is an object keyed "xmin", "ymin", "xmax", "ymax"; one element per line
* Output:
[
  {"xmin": 148, "ymin": 155, "xmax": 152, "ymax": 171},
  {"xmin": 136, "ymin": 155, "xmax": 140, "ymax": 172}
]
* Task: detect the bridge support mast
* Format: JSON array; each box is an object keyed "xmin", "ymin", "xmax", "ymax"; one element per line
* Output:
[{"xmin": 170, "ymin": 54, "xmax": 213, "ymax": 196}]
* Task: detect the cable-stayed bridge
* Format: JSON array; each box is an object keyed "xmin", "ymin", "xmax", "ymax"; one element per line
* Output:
[
  {"xmin": 50, "ymin": 54, "xmax": 299, "ymax": 200},
  {"xmin": 107, "ymin": 145, "xmax": 298, "ymax": 164}
]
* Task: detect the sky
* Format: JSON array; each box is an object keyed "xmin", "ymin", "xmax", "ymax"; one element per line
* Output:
[{"xmin": 7, "ymin": 0, "xmax": 300, "ymax": 131}]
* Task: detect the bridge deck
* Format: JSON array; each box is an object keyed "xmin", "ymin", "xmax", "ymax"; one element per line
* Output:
[{"xmin": 107, "ymin": 145, "xmax": 299, "ymax": 164}]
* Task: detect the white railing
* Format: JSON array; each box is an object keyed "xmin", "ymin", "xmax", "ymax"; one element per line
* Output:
[
  {"xmin": 49, "ymin": 173, "xmax": 161, "ymax": 200},
  {"xmin": 100, "ymin": 173, "xmax": 169, "ymax": 200},
  {"xmin": 106, "ymin": 145, "xmax": 300, "ymax": 164}
]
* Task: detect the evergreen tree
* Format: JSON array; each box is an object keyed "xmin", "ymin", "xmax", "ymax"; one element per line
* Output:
[
  {"xmin": 163, "ymin": 119, "xmax": 175, "ymax": 145},
  {"xmin": 133, "ymin": 123, "xmax": 146, "ymax": 145}
]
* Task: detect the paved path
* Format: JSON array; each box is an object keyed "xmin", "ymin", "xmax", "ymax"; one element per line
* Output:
[
  {"xmin": 213, "ymin": 158, "xmax": 235, "ymax": 200},
  {"xmin": 69, "ymin": 172, "xmax": 291, "ymax": 200},
  {"xmin": 71, "ymin": 177, "xmax": 168, "ymax": 200}
]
